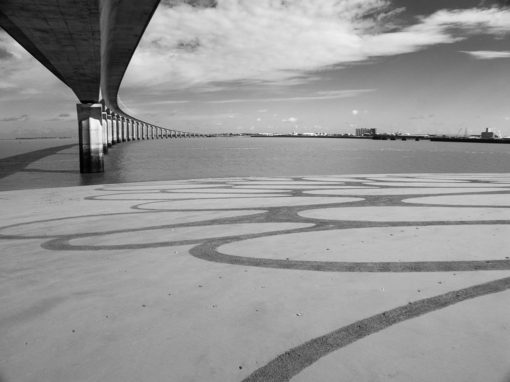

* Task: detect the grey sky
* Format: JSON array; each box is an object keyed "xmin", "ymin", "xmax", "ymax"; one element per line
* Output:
[{"xmin": 1, "ymin": 0, "xmax": 510, "ymax": 137}]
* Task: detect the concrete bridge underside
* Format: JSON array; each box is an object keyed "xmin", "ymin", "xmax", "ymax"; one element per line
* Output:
[{"xmin": 0, "ymin": 0, "xmax": 194, "ymax": 173}]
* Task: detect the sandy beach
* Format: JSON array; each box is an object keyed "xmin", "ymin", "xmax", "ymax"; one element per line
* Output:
[{"xmin": 1, "ymin": 173, "xmax": 509, "ymax": 381}]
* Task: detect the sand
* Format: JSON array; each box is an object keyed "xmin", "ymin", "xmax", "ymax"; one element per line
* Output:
[{"xmin": 1, "ymin": 174, "xmax": 509, "ymax": 382}]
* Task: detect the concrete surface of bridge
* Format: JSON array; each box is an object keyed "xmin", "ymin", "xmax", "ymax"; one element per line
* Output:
[{"xmin": 0, "ymin": 0, "xmax": 190, "ymax": 173}]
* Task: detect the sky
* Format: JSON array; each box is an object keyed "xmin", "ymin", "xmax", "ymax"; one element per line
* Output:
[{"xmin": 1, "ymin": 0, "xmax": 510, "ymax": 138}]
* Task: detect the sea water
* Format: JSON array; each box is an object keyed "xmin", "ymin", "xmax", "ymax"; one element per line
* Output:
[{"xmin": 1, "ymin": 137, "xmax": 510, "ymax": 190}]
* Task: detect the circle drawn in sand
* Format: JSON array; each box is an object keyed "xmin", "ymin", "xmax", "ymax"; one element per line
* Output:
[
  {"xmin": 404, "ymin": 193, "xmax": 510, "ymax": 206},
  {"xmin": 298, "ymin": 206, "xmax": 510, "ymax": 221},
  {"xmin": 218, "ymin": 225, "xmax": 510, "ymax": 262}
]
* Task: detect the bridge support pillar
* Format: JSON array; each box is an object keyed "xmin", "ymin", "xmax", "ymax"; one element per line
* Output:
[
  {"xmin": 101, "ymin": 111, "xmax": 108, "ymax": 153},
  {"xmin": 110, "ymin": 112, "xmax": 117, "ymax": 144},
  {"xmin": 106, "ymin": 112, "xmax": 113, "ymax": 147},
  {"xmin": 127, "ymin": 119, "xmax": 133, "ymax": 141},
  {"xmin": 77, "ymin": 103, "xmax": 104, "ymax": 173},
  {"xmin": 119, "ymin": 117, "xmax": 125, "ymax": 142},
  {"xmin": 124, "ymin": 118, "xmax": 129, "ymax": 141},
  {"xmin": 114, "ymin": 114, "xmax": 120, "ymax": 143},
  {"xmin": 105, "ymin": 112, "xmax": 112, "ymax": 147}
]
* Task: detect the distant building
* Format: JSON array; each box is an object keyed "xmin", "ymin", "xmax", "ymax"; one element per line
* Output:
[
  {"xmin": 481, "ymin": 128, "xmax": 499, "ymax": 139},
  {"xmin": 355, "ymin": 128, "xmax": 376, "ymax": 137}
]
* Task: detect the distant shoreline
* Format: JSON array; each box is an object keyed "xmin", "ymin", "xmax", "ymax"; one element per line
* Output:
[
  {"xmin": 14, "ymin": 137, "xmax": 74, "ymax": 140},
  {"xmin": 250, "ymin": 134, "xmax": 510, "ymax": 144}
]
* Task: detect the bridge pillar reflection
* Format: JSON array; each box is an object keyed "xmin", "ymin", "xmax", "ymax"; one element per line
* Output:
[{"xmin": 77, "ymin": 103, "xmax": 104, "ymax": 173}]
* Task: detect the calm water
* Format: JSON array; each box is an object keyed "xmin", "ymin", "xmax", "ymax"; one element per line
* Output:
[
  {"xmin": 1, "ymin": 137, "xmax": 510, "ymax": 190},
  {"xmin": 0, "ymin": 138, "xmax": 76, "ymax": 159},
  {"xmin": 104, "ymin": 137, "xmax": 510, "ymax": 180}
]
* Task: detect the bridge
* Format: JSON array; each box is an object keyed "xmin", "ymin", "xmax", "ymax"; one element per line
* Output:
[{"xmin": 0, "ymin": 0, "xmax": 203, "ymax": 173}]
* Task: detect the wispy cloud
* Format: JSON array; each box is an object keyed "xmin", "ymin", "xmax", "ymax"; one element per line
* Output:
[
  {"xmin": 207, "ymin": 89, "xmax": 376, "ymax": 103},
  {"xmin": 170, "ymin": 112, "xmax": 240, "ymax": 121},
  {"xmin": 461, "ymin": 50, "xmax": 510, "ymax": 59},
  {"xmin": 0, "ymin": 30, "xmax": 70, "ymax": 101},
  {"xmin": 0, "ymin": 114, "xmax": 28, "ymax": 122},
  {"xmin": 124, "ymin": 2, "xmax": 510, "ymax": 90},
  {"xmin": 136, "ymin": 99, "xmax": 190, "ymax": 106},
  {"xmin": 44, "ymin": 113, "xmax": 74, "ymax": 121}
]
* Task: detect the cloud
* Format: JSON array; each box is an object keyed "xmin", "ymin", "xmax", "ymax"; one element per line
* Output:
[
  {"xmin": 0, "ymin": 46, "xmax": 13, "ymax": 60},
  {"xmin": 124, "ymin": 2, "xmax": 510, "ymax": 90},
  {"xmin": 170, "ymin": 112, "xmax": 240, "ymax": 121},
  {"xmin": 0, "ymin": 30, "xmax": 69, "ymax": 101},
  {"xmin": 282, "ymin": 117, "xmax": 298, "ymax": 123},
  {"xmin": 45, "ymin": 113, "xmax": 74, "ymax": 121},
  {"xmin": 207, "ymin": 89, "xmax": 375, "ymax": 103},
  {"xmin": 1, "ymin": 114, "xmax": 28, "ymax": 122},
  {"xmin": 161, "ymin": 0, "xmax": 217, "ymax": 8},
  {"xmin": 352, "ymin": 109, "xmax": 359, "ymax": 115},
  {"xmin": 461, "ymin": 50, "xmax": 510, "ymax": 59},
  {"xmin": 137, "ymin": 99, "xmax": 190, "ymax": 106}
]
